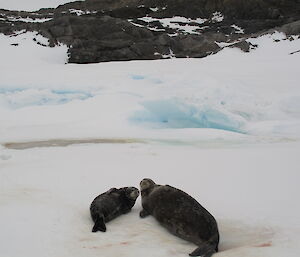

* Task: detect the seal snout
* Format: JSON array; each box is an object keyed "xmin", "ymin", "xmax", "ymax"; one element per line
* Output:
[{"xmin": 129, "ymin": 188, "xmax": 140, "ymax": 199}]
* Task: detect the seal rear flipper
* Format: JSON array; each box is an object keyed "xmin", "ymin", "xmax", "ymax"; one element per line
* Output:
[
  {"xmin": 189, "ymin": 244, "xmax": 216, "ymax": 257},
  {"xmin": 92, "ymin": 216, "xmax": 106, "ymax": 232}
]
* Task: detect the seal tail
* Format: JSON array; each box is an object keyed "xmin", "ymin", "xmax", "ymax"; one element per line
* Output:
[
  {"xmin": 92, "ymin": 216, "xmax": 106, "ymax": 232},
  {"xmin": 189, "ymin": 243, "xmax": 216, "ymax": 257}
]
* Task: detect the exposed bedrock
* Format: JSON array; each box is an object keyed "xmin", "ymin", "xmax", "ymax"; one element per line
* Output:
[{"xmin": 0, "ymin": 0, "xmax": 299, "ymax": 63}]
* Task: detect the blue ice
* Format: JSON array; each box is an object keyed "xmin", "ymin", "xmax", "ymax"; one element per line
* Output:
[
  {"xmin": 130, "ymin": 99, "xmax": 244, "ymax": 133},
  {"xmin": 0, "ymin": 88, "xmax": 93, "ymax": 109},
  {"xmin": 150, "ymin": 78, "xmax": 163, "ymax": 84},
  {"xmin": 52, "ymin": 89, "xmax": 92, "ymax": 96},
  {"xmin": 131, "ymin": 75, "xmax": 145, "ymax": 80}
]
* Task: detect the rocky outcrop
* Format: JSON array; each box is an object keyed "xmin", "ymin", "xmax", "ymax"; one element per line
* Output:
[{"xmin": 0, "ymin": 0, "xmax": 299, "ymax": 63}]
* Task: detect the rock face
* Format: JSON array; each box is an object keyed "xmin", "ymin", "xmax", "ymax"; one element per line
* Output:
[{"xmin": 0, "ymin": 0, "xmax": 299, "ymax": 63}]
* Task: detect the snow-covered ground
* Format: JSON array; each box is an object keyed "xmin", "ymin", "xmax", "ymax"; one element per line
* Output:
[
  {"xmin": 0, "ymin": 9, "xmax": 300, "ymax": 257},
  {"xmin": 1, "ymin": 142, "xmax": 300, "ymax": 257},
  {"xmin": 0, "ymin": 31, "xmax": 300, "ymax": 143},
  {"xmin": 0, "ymin": 0, "xmax": 83, "ymax": 11}
]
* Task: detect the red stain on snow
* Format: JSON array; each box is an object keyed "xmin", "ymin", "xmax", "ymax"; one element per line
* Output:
[
  {"xmin": 120, "ymin": 241, "xmax": 131, "ymax": 245},
  {"xmin": 255, "ymin": 242, "xmax": 272, "ymax": 247}
]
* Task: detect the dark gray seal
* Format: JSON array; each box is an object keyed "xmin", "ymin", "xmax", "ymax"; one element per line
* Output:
[
  {"xmin": 90, "ymin": 187, "xmax": 139, "ymax": 232},
  {"xmin": 139, "ymin": 178, "xmax": 219, "ymax": 257}
]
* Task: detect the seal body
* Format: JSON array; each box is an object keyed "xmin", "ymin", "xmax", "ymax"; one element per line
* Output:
[
  {"xmin": 140, "ymin": 179, "xmax": 219, "ymax": 257},
  {"xmin": 90, "ymin": 187, "xmax": 139, "ymax": 232}
]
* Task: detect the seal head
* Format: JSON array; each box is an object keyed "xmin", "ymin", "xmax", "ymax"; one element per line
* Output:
[{"xmin": 140, "ymin": 178, "xmax": 155, "ymax": 194}]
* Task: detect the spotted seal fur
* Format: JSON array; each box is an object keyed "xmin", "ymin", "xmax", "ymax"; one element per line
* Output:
[{"xmin": 140, "ymin": 178, "xmax": 219, "ymax": 257}]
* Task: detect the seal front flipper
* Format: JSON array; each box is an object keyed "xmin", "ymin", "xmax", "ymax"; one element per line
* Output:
[
  {"xmin": 189, "ymin": 244, "xmax": 216, "ymax": 257},
  {"xmin": 140, "ymin": 209, "xmax": 150, "ymax": 218},
  {"xmin": 139, "ymin": 209, "xmax": 150, "ymax": 218},
  {"xmin": 92, "ymin": 216, "xmax": 106, "ymax": 232},
  {"xmin": 122, "ymin": 208, "xmax": 131, "ymax": 214}
]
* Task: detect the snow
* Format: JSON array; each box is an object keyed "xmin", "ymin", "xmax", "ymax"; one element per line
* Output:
[
  {"xmin": 231, "ymin": 24, "xmax": 244, "ymax": 34},
  {"xmin": 68, "ymin": 9, "xmax": 97, "ymax": 16},
  {"xmin": 135, "ymin": 16, "xmax": 208, "ymax": 34},
  {"xmin": 0, "ymin": 0, "xmax": 84, "ymax": 11},
  {"xmin": 0, "ymin": 32, "xmax": 299, "ymax": 142},
  {"xmin": 150, "ymin": 7, "xmax": 159, "ymax": 12},
  {"xmin": 0, "ymin": 12, "xmax": 300, "ymax": 257},
  {"xmin": 1, "ymin": 143, "xmax": 300, "ymax": 257},
  {"xmin": 5, "ymin": 17, "xmax": 53, "ymax": 23},
  {"xmin": 215, "ymin": 41, "xmax": 239, "ymax": 48},
  {"xmin": 211, "ymin": 12, "xmax": 224, "ymax": 23}
]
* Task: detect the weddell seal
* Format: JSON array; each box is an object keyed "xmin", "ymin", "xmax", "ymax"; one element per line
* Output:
[
  {"xmin": 90, "ymin": 187, "xmax": 139, "ymax": 232},
  {"xmin": 139, "ymin": 178, "xmax": 219, "ymax": 257}
]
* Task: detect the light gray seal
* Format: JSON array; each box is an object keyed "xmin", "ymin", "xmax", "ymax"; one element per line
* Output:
[
  {"xmin": 139, "ymin": 178, "xmax": 219, "ymax": 257},
  {"xmin": 90, "ymin": 187, "xmax": 139, "ymax": 232}
]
